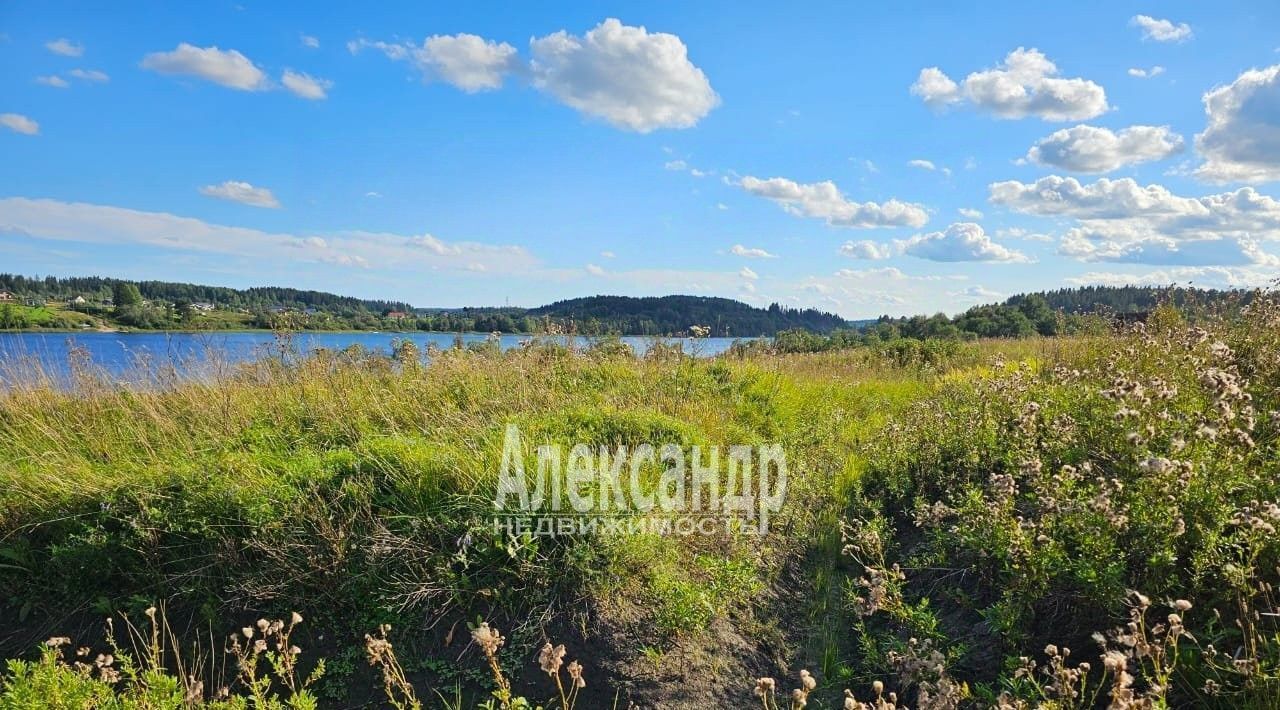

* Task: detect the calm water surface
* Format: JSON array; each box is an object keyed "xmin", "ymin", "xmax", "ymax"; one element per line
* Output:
[{"xmin": 0, "ymin": 331, "xmax": 752, "ymax": 385}]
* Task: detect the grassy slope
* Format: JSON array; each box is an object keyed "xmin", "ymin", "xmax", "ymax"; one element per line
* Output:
[{"xmin": 1, "ymin": 306, "xmax": 1279, "ymax": 707}]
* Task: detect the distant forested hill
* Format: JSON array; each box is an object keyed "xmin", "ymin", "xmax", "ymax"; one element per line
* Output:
[
  {"xmin": 1006, "ymin": 285, "xmax": 1238, "ymax": 315},
  {"xmin": 529, "ymin": 295, "xmax": 848, "ymax": 336},
  {"xmin": 0, "ymin": 274, "xmax": 411, "ymax": 313}
]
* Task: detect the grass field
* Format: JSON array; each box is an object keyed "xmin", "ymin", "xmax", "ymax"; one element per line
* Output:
[{"xmin": 1, "ymin": 299, "xmax": 1279, "ymax": 708}]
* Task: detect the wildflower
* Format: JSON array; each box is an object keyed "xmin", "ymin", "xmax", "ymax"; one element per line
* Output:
[
  {"xmin": 44, "ymin": 637, "xmax": 71, "ymax": 647},
  {"xmin": 567, "ymin": 659, "xmax": 586, "ymax": 688},
  {"xmin": 1173, "ymin": 599, "xmax": 1192, "ymax": 612},
  {"xmin": 792, "ymin": 688, "xmax": 808, "ymax": 707},
  {"xmin": 471, "ymin": 622, "xmax": 505, "ymax": 656},
  {"xmin": 755, "ymin": 677, "xmax": 776, "ymax": 697},
  {"xmin": 538, "ymin": 642, "xmax": 566, "ymax": 675},
  {"xmin": 291, "ymin": 611, "xmax": 303, "ymax": 625},
  {"xmin": 800, "ymin": 669, "xmax": 817, "ymax": 691},
  {"xmin": 242, "ymin": 627, "xmax": 253, "ymax": 639}
]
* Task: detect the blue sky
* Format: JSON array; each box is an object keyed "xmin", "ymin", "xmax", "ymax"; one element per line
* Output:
[{"xmin": 3, "ymin": 1, "xmax": 1280, "ymax": 318}]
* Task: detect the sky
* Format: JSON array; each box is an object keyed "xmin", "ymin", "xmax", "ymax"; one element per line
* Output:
[{"xmin": 3, "ymin": 1, "xmax": 1280, "ymax": 318}]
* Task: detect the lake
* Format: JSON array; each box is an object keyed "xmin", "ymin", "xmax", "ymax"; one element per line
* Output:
[{"xmin": 0, "ymin": 331, "xmax": 754, "ymax": 385}]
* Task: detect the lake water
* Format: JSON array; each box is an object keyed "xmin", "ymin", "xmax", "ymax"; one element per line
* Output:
[{"xmin": 0, "ymin": 331, "xmax": 753, "ymax": 385}]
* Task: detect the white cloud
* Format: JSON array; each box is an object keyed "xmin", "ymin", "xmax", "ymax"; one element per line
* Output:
[
  {"xmin": 908, "ymin": 159, "xmax": 937, "ymax": 171},
  {"xmin": 730, "ymin": 244, "xmax": 777, "ymax": 259},
  {"xmin": 910, "ymin": 67, "xmax": 960, "ymax": 108},
  {"xmin": 1194, "ymin": 65, "xmax": 1280, "ymax": 183},
  {"xmin": 1128, "ymin": 66, "xmax": 1165, "ymax": 79},
  {"xmin": 739, "ymin": 266, "xmax": 759, "ymax": 280},
  {"xmin": 365, "ymin": 191, "xmax": 382, "ymax": 198},
  {"xmin": 0, "ymin": 113, "xmax": 39, "ymax": 135},
  {"xmin": 530, "ymin": 18, "xmax": 719, "ymax": 132},
  {"xmin": 198, "ymin": 180, "xmax": 281, "ymax": 209},
  {"xmin": 958, "ymin": 207, "xmax": 984, "ymax": 219},
  {"xmin": 280, "ymin": 69, "xmax": 332, "ymax": 99},
  {"xmin": 37, "ymin": 75, "xmax": 69, "ymax": 88},
  {"xmin": 738, "ymin": 175, "xmax": 929, "ymax": 228},
  {"xmin": 839, "ymin": 240, "xmax": 894, "ymax": 260},
  {"xmin": 911, "ymin": 48, "xmax": 1108, "ymax": 121},
  {"xmin": 664, "ymin": 159, "xmax": 688, "ymax": 171},
  {"xmin": 353, "ymin": 20, "xmax": 717, "ymax": 131},
  {"xmin": 0, "ymin": 197, "xmax": 536, "ymax": 275},
  {"xmin": 68, "ymin": 68, "xmax": 109, "ymax": 82},
  {"xmin": 585, "ymin": 263, "xmax": 606, "ymax": 276},
  {"xmin": 897, "ymin": 222, "xmax": 1030, "ymax": 262},
  {"xmin": 349, "ymin": 34, "xmax": 519, "ymax": 92},
  {"xmin": 45, "ymin": 38, "xmax": 83, "ymax": 57},
  {"xmin": 600, "ymin": 250, "xmax": 616, "ymax": 258},
  {"xmin": 301, "ymin": 35, "xmax": 320, "ymax": 49},
  {"xmin": 990, "ymin": 175, "xmax": 1280, "ymax": 266},
  {"xmin": 715, "ymin": 202, "xmax": 729, "ymax": 210},
  {"xmin": 141, "ymin": 43, "xmax": 269, "ymax": 91},
  {"xmin": 1026, "ymin": 124, "xmax": 1184, "ymax": 173},
  {"xmin": 405, "ymin": 233, "xmax": 461, "ymax": 255},
  {"xmin": 1130, "ymin": 15, "xmax": 1192, "ymax": 43},
  {"xmin": 997, "ymin": 227, "xmax": 1054, "ymax": 243},
  {"xmin": 952, "ymin": 285, "xmax": 1003, "ymax": 300}
]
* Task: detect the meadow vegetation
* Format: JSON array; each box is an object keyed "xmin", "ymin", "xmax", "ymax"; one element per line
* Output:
[{"xmin": 1, "ymin": 293, "xmax": 1278, "ymax": 708}]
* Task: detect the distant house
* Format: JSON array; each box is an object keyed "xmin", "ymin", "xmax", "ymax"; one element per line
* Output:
[
  {"xmin": 68, "ymin": 295, "xmax": 87, "ymax": 306},
  {"xmin": 386, "ymin": 311, "xmax": 409, "ymax": 319},
  {"xmin": 269, "ymin": 306, "xmax": 291, "ymax": 314},
  {"xmin": 0, "ymin": 291, "xmax": 14, "ymax": 302},
  {"xmin": 25, "ymin": 297, "xmax": 42, "ymax": 307},
  {"xmin": 191, "ymin": 302, "xmax": 216, "ymax": 313}
]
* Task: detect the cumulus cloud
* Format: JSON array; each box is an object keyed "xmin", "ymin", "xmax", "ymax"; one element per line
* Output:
[
  {"xmin": 37, "ymin": 75, "xmax": 69, "ymax": 88},
  {"xmin": 1131, "ymin": 15, "xmax": 1192, "ymax": 43},
  {"xmin": 739, "ymin": 266, "xmax": 758, "ymax": 280},
  {"xmin": 198, "ymin": 180, "xmax": 281, "ymax": 208},
  {"xmin": 958, "ymin": 207, "xmax": 984, "ymax": 219},
  {"xmin": 1194, "ymin": 65, "xmax": 1280, "ymax": 183},
  {"xmin": 989, "ymin": 175, "xmax": 1280, "ymax": 266},
  {"xmin": 351, "ymin": 33, "xmax": 520, "ymax": 92},
  {"xmin": 45, "ymin": 38, "xmax": 83, "ymax": 57},
  {"xmin": 738, "ymin": 176, "xmax": 929, "ymax": 228},
  {"xmin": 664, "ymin": 159, "xmax": 688, "ymax": 171},
  {"xmin": 1026, "ymin": 124, "xmax": 1184, "ymax": 173},
  {"xmin": 911, "ymin": 48, "xmax": 1108, "ymax": 121},
  {"xmin": 0, "ymin": 113, "xmax": 39, "ymax": 135},
  {"xmin": 353, "ymin": 20, "xmax": 717, "ymax": 132},
  {"xmin": 1128, "ymin": 66, "xmax": 1165, "ymax": 79},
  {"xmin": 0, "ymin": 197, "xmax": 536, "ymax": 275},
  {"xmin": 280, "ymin": 69, "xmax": 332, "ymax": 99},
  {"xmin": 908, "ymin": 159, "xmax": 937, "ymax": 171},
  {"xmin": 730, "ymin": 244, "xmax": 777, "ymax": 259},
  {"xmin": 529, "ymin": 18, "xmax": 719, "ymax": 132},
  {"xmin": 896, "ymin": 222, "xmax": 1030, "ymax": 262},
  {"xmin": 141, "ymin": 43, "xmax": 269, "ymax": 91},
  {"xmin": 839, "ymin": 240, "xmax": 894, "ymax": 260}
]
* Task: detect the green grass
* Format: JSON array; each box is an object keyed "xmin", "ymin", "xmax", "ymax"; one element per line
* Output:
[{"xmin": 2, "ymin": 302, "xmax": 1280, "ymax": 707}]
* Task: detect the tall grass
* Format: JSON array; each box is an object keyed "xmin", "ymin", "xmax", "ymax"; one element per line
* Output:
[{"xmin": 2, "ymin": 301, "xmax": 1279, "ymax": 707}]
